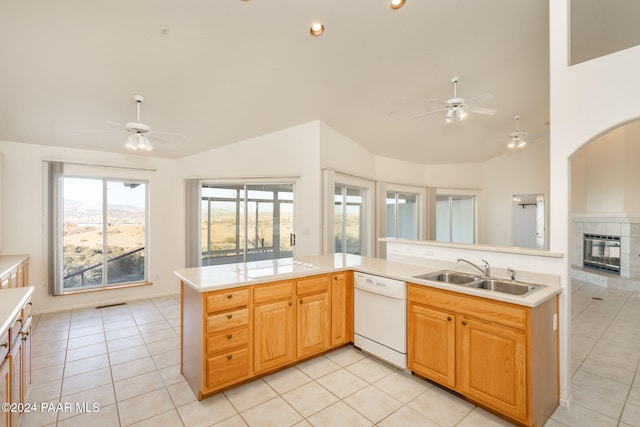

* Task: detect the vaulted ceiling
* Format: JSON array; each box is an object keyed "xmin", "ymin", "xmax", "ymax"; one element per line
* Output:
[{"xmin": 0, "ymin": 0, "xmax": 551, "ymax": 164}]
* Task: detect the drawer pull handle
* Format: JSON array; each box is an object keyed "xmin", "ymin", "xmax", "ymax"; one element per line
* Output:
[
  {"xmin": 227, "ymin": 293, "xmax": 233, "ymax": 299},
  {"xmin": 462, "ymin": 320, "xmax": 467, "ymax": 326},
  {"xmin": 447, "ymin": 316, "xmax": 452, "ymax": 321},
  {"xmin": 227, "ymin": 354, "xmax": 233, "ymax": 360},
  {"xmin": 227, "ymin": 314, "xmax": 233, "ymax": 319},
  {"xmin": 0, "ymin": 343, "xmax": 7, "ymax": 348},
  {"xmin": 227, "ymin": 334, "xmax": 233, "ymax": 339},
  {"xmin": 288, "ymin": 301, "xmax": 293, "ymax": 306},
  {"xmin": 27, "ymin": 302, "xmax": 33, "ymax": 306}
]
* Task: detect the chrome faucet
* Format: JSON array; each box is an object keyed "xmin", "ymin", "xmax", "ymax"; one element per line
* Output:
[
  {"xmin": 457, "ymin": 258, "xmax": 490, "ymax": 277},
  {"xmin": 507, "ymin": 267, "xmax": 517, "ymax": 281}
]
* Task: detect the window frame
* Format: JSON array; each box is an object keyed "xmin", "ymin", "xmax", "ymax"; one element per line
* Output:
[
  {"xmin": 60, "ymin": 175, "xmax": 150, "ymax": 292},
  {"xmin": 384, "ymin": 183, "xmax": 427, "ymax": 241},
  {"xmin": 434, "ymin": 188, "xmax": 479, "ymax": 244},
  {"xmin": 199, "ymin": 180, "xmax": 296, "ymax": 266}
]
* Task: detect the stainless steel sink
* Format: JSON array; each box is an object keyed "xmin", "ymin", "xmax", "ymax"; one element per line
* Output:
[
  {"xmin": 413, "ymin": 270, "xmax": 479, "ymax": 285},
  {"xmin": 414, "ymin": 270, "xmax": 542, "ymax": 296},
  {"xmin": 466, "ymin": 278, "xmax": 539, "ymax": 296}
]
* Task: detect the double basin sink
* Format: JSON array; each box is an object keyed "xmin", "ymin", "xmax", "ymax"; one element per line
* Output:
[{"xmin": 413, "ymin": 270, "xmax": 541, "ymax": 296}]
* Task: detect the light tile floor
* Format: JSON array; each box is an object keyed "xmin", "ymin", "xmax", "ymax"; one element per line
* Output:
[{"xmin": 19, "ymin": 281, "xmax": 640, "ymax": 426}]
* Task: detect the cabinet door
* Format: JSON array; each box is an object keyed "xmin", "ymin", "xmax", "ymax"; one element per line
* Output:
[
  {"xmin": 331, "ymin": 273, "xmax": 352, "ymax": 346},
  {"xmin": 9, "ymin": 339, "xmax": 21, "ymax": 427},
  {"xmin": 408, "ymin": 303, "xmax": 456, "ymax": 388},
  {"xmin": 21, "ymin": 320, "xmax": 32, "ymax": 402},
  {"xmin": 254, "ymin": 299, "xmax": 295, "ymax": 374},
  {"xmin": 0, "ymin": 359, "xmax": 10, "ymax": 427},
  {"xmin": 297, "ymin": 292, "xmax": 330, "ymax": 359},
  {"xmin": 459, "ymin": 317, "xmax": 527, "ymax": 421}
]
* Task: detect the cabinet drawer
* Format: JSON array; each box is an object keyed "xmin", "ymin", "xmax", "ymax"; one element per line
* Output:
[
  {"xmin": 296, "ymin": 275, "xmax": 329, "ymax": 296},
  {"xmin": 206, "ymin": 347, "xmax": 250, "ymax": 389},
  {"xmin": 206, "ymin": 288, "xmax": 249, "ymax": 313},
  {"xmin": 0, "ymin": 332, "xmax": 8, "ymax": 360},
  {"xmin": 23, "ymin": 299, "xmax": 33, "ymax": 320},
  {"xmin": 253, "ymin": 281, "xmax": 294, "ymax": 305},
  {"xmin": 9, "ymin": 317, "xmax": 23, "ymax": 345},
  {"xmin": 207, "ymin": 308, "xmax": 249, "ymax": 334},
  {"xmin": 207, "ymin": 327, "xmax": 249, "ymax": 355},
  {"xmin": 408, "ymin": 284, "xmax": 527, "ymax": 330}
]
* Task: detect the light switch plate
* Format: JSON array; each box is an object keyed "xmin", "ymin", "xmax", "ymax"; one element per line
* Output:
[{"xmin": 552, "ymin": 313, "xmax": 558, "ymax": 331}]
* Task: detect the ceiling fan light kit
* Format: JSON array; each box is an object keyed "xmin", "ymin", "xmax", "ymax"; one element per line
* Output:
[
  {"xmin": 507, "ymin": 115, "xmax": 528, "ymax": 149},
  {"xmin": 123, "ymin": 94, "xmax": 153, "ymax": 151},
  {"xmin": 126, "ymin": 133, "xmax": 153, "ymax": 151}
]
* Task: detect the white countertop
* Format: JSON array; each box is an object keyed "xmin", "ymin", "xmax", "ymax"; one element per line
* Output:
[
  {"xmin": 0, "ymin": 287, "xmax": 34, "ymax": 338},
  {"xmin": 0, "ymin": 254, "xmax": 29, "ymax": 278},
  {"xmin": 174, "ymin": 254, "xmax": 561, "ymax": 307}
]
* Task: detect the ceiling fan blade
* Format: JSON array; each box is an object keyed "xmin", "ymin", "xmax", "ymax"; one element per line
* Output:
[
  {"xmin": 411, "ymin": 108, "xmax": 448, "ymax": 119},
  {"xmin": 465, "ymin": 93, "xmax": 494, "ymax": 105},
  {"xmin": 75, "ymin": 129, "xmax": 119, "ymax": 134},
  {"xmin": 466, "ymin": 106, "xmax": 497, "ymax": 115},
  {"xmin": 151, "ymin": 130, "xmax": 185, "ymax": 138},
  {"xmin": 426, "ymin": 98, "xmax": 448, "ymax": 106},
  {"xmin": 106, "ymin": 121, "xmax": 124, "ymax": 127}
]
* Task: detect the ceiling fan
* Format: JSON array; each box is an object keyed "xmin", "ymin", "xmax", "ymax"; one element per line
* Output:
[
  {"xmin": 412, "ymin": 76, "xmax": 497, "ymax": 122},
  {"xmin": 506, "ymin": 115, "xmax": 528, "ymax": 149},
  {"xmin": 105, "ymin": 94, "xmax": 183, "ymax": 151}
]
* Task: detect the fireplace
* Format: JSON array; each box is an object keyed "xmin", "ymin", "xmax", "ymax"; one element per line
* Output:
[{"xmin": 583, "ymin": 234, "xmax": 621, "ymax": 275}]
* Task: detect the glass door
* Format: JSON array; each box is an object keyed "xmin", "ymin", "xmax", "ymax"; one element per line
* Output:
[{"xmin": 201, "ymin": 183, "xmax": 294, "ymax": 265}]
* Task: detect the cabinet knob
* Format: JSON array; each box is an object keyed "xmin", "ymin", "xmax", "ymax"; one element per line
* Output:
[
  {"xmin": 288, "ymin": 301, "xmax": 293, "ymax": 306},
  {"xmin": 27, "ymin": 302, "xmax": 33, "ymax": 306},
  {"xmin": 227, "ymin": 314, "xmax": 233, "ymax": 319},
  {"xmin": 227, "ymin": 354, "xmax": 233, "ymax": 360},
  {"xmin": 447, "ymin": 316, "xmax": 452, "ymax": 322},
  {"xmin": 227, "ymin": 293, "xmax": 233, "ymax": 299},
  {"xmin": 299, "ymin": 299, "xmax": 303, "ymax": 304},
  {"xmin": 227, "ymin": 334, "xmax": 233, "ymax": 340},
  {"xmin": 462, "ymin": 320, "xmax": 467, "ymax": 326},
  {"xmin": 334, "ymin": 276, "xmax": 338, "ymax": 280}
]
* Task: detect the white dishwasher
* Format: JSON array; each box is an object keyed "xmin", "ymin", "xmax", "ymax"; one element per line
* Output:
[{"xmin": 354, "ymin": 272, "xmax": 407, "ymax": 370}]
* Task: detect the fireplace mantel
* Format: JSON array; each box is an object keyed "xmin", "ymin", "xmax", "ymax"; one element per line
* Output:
[{"xmin": 572, "ymin": 213, "xmax": 640, "ymax": 223}]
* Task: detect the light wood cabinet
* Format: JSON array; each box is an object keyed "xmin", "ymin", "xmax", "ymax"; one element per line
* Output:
[
  {"xmin": 0, "ymin": 297, "xmax": 32, "ymax": 427},
  {"xmin": 459, "ymin": 317, "xmax": 526, "ymax": 420},
  {"xmin": 181, "ymin": 271, "xmax": 353, "ymax": 400},
  {"xmin": 253, "ymin": 281, "xmax": 295, "ymax": 374},
  {"xmin": 296, "ymin": 276, "xmax": 330, "ymax": 359},
  {"xmin": 0, "ymin": 356, "xmax": 9, "ymax": 427},
  {"xmin": 330, "ymin": 273, "xmax": 352, "ymax": 346},
  {"xmin": 0, "ymin": 258, "xmax": 29, "ymax": 290},
  {"xmin": 408, "ymin": 284, "xmax": 557, "ymax": 426},
  {"xmin": 408, "ymin": 303, "xmax": 455, "ymax": 388}
]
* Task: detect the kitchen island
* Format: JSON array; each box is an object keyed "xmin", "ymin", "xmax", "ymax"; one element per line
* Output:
[{"xmin": 176, "ymin": 253, "xmax": 561, "ymax": 426}]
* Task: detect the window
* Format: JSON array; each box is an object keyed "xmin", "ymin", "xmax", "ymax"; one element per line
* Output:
[
  {"xmin": 200, "ymin": 183, "xmax": 294, "ymax": 265},
  {"xmin": 386, "ymin": 191, "xmax": 419, "ymax": 239},
  {"xmin": 62, "ymin": 177, "xmax": 148, "ymax": 290},
  {"xmin": 335, "ymin": 185, "xmax": 365, "ymax": 255},
  {"xmin": 436, "ymin": 194, "xmax": 475, "ymax": 244}
]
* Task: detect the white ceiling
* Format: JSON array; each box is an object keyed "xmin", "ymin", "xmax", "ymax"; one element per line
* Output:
[{"xmin": 0, "ymin": 0, "xmax": 551, "ymax": 164}]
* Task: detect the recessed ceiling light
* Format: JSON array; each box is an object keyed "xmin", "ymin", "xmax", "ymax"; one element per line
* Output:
[
  {"xmin": 390, "ymin": 0, "xmax": 406, "ymax": 10},
  {"xmin": 310, "ymin": 22, "xmax": 325, "ymax": 37}
]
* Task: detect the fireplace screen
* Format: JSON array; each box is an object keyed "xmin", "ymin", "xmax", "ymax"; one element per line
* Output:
[{"xmin": 583, "ymin": 234, "xmax": 621, "ymax": 274}]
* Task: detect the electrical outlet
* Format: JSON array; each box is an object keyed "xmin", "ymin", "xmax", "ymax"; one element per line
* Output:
[
  {"xmin": 552, "ymin": 313, "xmax": 557, "ymax": 331},
  {"xmin": 401, "ymin": 246, "xmax": 411, "ymax": 254}
]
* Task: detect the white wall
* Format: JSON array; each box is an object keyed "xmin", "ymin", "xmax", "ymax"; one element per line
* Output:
[
  {"xmin": 481, "ymin": 140, "xmax": 550, "ymax": 247},
  {"xmin": 550, "ymin": 0, "xmax": 640, "ymax": 406},
  {"xmin": 571, "ymin": 121, "xmax": 640, "ymax": 214},
  {"xmin": 0, "ymin": 140, "xmax": 181, "ymax": 314}
]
